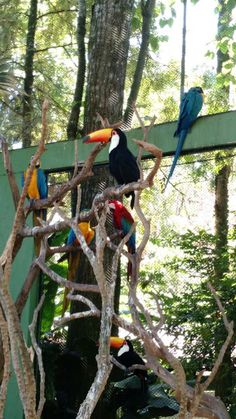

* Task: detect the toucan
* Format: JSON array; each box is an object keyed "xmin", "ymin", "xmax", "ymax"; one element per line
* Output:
[
  {"xmin": 61, "ymin": 222, "xmax": 95, "ymax": 315},
  {"xmin": 83, "ymin": 128, "xmax": 140, "ymax": 209},
  {"xmin": 110, "ymin": 337, "xmax": 147, "ymax": 384},
  {"xmin": 165, "ymin": 86, "xmax": 204, "ymax": 188},
  {"xmin": 108, "ymin": 200, "xmax": 135, "ymax": 278}
]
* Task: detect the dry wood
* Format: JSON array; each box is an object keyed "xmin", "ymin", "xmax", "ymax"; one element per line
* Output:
[{"xmin": 29, "ymin": 294, "xmax": 46, "ymax": 418}]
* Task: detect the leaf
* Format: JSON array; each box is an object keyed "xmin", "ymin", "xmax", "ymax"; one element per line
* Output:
[
  {"xmin": 137, "ymin": 383, "xmax": 179, "ymax": 417},
  {"xmin": 218, "ymin": 39, "xmax": 229, "ymax": 54},
  {"xmin": 159, "ymin": 17, "xmax": 174, "ymax": 28},
  {"xmin": 41, "ymin": 262, "xmax": 68, "ymax": 333},
  {"xmin": 232, "ymin": 42, "xmax": 236, "ymax": 54},
  {"xmin": 48, "ymin": 228, "xmax": 70, "ymax": 246},
  {"xmin": 149, "ymin": 35, "xmax": 159, "ymax": 52},
  {"xmin": 132, "ymin": 15, "xmax": 141, "ymax": 32},
  {"xmin": 114, "ymin": 375, "xmax": 142, "ymax": 390}
]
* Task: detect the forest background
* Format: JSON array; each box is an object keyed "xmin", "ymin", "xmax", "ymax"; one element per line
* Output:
[{"xmin": 1, "ymin": 0, "xmax": 236, "ymax": 418}]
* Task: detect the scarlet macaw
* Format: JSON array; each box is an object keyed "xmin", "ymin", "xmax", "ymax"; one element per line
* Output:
[
  {"xmin": 165, "ymin": 86, "xmax": 204, "ymax": 188},
  {"xmin": 83, "ymin": 128, "xmax": 140, "ymax": 209},
  {"xmin": 62, "ymin": 222, "xmax": 95, "ymax": 315},
  {"xmin": 108, "ymin": 200, "xmax": 135, "ymax": 277}
]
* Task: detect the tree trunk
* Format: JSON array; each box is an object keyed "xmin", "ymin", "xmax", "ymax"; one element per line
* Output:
[
  {"xmin": 22, "ymin": 0, "xmax": 38, "ymax": 148},
  {"xmin": 123, "ymin": 0, "xmax": 156, "ymax": 127},
  {"xmin": 180, "ymin": 0, "xmax": 187, "ymax": 99},
  {"xmin": 84, "ymin": 0, "xmax": 135, "ymax": 131},
  {"xmin": 67, "ymin": 3, "xmax": 135, "ymax": 416},
  {"xmin": 66, "ymin": 0, "xmax": 86, "ymax": 140},
  {"xmin": 214, "ymin": 160, "xmax": 230, "ymax": 279},
  {"xmin": 213, "ymin": 0, "xmax": 234, "ymax": 405}
]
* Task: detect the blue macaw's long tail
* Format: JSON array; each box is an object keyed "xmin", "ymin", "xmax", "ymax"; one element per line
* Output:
[{"xmin": 165, "ymin": 129, "xmax": 188, "ymax": 189}]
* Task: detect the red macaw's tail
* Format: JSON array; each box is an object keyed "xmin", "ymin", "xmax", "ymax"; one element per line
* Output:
[
  {"xmin": 127, "ymin": 243, "xmax": 135, "ymax": 279},
  {"xmin": 62, "ymin": 252, "xmax": 81, "ymax": 316}
]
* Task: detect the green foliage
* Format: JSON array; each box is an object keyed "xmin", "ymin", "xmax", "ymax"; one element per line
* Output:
[
  {"xmin": 106, "ymin": 374, "xmax": 179, "ymax": 418},
  {"xmin": 138, "ymin": 222, "xmax": 236, "ymax": 384},
  {"xmin": 48, "ymin": 228, "xmax": 69, "ymax": 247},
  {"xmin": 139, "ymin": 383, "xmax": 179, "ymax": 417},
  {"xmin": 41, "ymin": 261, "xmax": 67, "ymax": 333}
]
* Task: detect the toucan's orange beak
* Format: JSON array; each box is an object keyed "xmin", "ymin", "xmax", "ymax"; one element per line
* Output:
[
  {"xmin": 82, "ymin": 128, "xmax": 113, "ymax": 144},
  {"xmin": 110, "ymin": 336, "xmax": 125, "ymax": 349}
]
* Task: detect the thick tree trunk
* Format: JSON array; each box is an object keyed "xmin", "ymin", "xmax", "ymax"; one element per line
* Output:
[
  {"xmin": 213, "ymin": 0, "xmax": 234, "ymax": 405},
  {"xmin": 22, "ymin": 0, "xmax": 38, "ymax": 148},
  {"xmin": 214, "ymin": 160, "xmax": 230, "ymax": 278},
  {"xmin": 66, "ymin": 0, "xmax": 86, "ymax": 140},
  {"xmin": 213, "ymin": 158, "xmax": 233, "ymax": 405},
  {"xmin": 67, "ymin": 3, "xmax": 134, "ymax": 416},
  {"xmin": 84, "ymin": 0, "xmax": 135, "ymax": 131}
]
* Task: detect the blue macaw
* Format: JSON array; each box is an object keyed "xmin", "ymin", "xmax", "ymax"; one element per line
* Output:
[
  {"xmin": 108, "ymin": 199, "xmax": 135, "ymax": 278},
  {"xmin": 165, "ymin": 86, "xmax": 204, "ymax": 188}
]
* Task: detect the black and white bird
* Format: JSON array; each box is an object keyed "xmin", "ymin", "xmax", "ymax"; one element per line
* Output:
[
  {"xmin": 110, "ymin": 337, "xmax": 147, "ymax": 384},
  {"xmin": 83, "ymin": 128, "xmax": 140, "ymax": 209}
]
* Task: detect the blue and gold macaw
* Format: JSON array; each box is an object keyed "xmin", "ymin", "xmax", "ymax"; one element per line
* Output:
[
  {"xmin": 22, "ymin": 157, "xmax": 48, "ymax": 255},
  {"xmin": 62, "ymin": 222, "xmax": 95, "ymax": 315},
  {"xmin": 165, "ymin": 86, "xmax": 204, "ymax": 188},
  {"xmin": 108, "ymin": 200, "xmax": 135, "ymax": 278},
  {"xmin": 22, "ymin": 157, "xmax": 48, "ymax": 218}
]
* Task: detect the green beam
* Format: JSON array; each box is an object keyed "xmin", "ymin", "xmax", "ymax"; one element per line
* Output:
[{"xmin": 1, "ymin": 111, "xmax": 236, "ymax": 177}]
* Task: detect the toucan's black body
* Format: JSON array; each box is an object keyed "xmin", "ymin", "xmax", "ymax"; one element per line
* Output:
[
  {"xmin": 115, "ymin": 339, "xmax": 148, "ymax": 384},
  {"xmin": 109, "ymin": 129, "xmax": 140, "ymax": 209},
  {"xmin": 83, "ymin": 127, "xmax": 140, "ymax": 209}
]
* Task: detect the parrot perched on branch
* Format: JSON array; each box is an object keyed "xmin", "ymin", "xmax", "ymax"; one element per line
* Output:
[
  {"xmin": 83, "ymin": 128, "xmax": 140, "ymax": 209},
  {"xmin": 22, "ymin": 158, "xmax": 47, "ymax": 255},
  {"xmin": 165, "ymin": 86, "xmax": 204, "ymax": 189},
  {"xmin": 22, "ymin": 157, "xmax": 48, "ymax": 219},
  {"xmin": 61, "ymin": 222, "xmax": 95, "ymax": 315},
  {"xmin": 108, "ymin": 200, "xmax": 135, "ymax": 278}
]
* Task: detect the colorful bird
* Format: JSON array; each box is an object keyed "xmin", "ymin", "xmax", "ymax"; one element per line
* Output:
[
  {"xmin": 165, "ymin": 86, "xmax": 204, "ymax": 188},
  {"xmin": 108, "ymin": 200, "xmax": 135, "ymax": 277},
  {"xmin": 22, "ymin": 158, "xmax": 48, "ymax": 255},
  {"xmin": 61, "ymin": 222, "xmax": 95, "ymax": 315},
  {"xmin": 83, "ymin": 128, "xmax": 140, "ymax": 209},
  {"xmin": 66, "ymin": 221, "xmax": 95, "ymax": 247},
  {"xmin": 22, "ymin": 157, "xmax": 47, "ymax": 201},
  {"xmin": 110, "ymin": 337, "xmax": 148, "ymax": 383}
]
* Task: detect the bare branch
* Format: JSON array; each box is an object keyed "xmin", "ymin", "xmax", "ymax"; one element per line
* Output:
[
  {"xmin": 15, "ymin": 263, "xmax": 41, "ymax": 317},
  {"xmin": 0, "ymin": 306, "xmax": 11, "ymax": 417},
  {"xmin": 0, "ymin": 135, "xmax": 20, "ymax": 209},
  {"xmin": 35, "ymin": 257, "xmax": 99, "ymax": 294},
  {"xmin": 29, "ymin": 294, "xmax": 46, "ymax": 418}
]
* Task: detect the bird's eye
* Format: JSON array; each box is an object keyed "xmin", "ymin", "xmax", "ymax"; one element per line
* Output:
[{"xmin": 112, "ymin": 130, "xmax": 117, "ymax": 136}]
